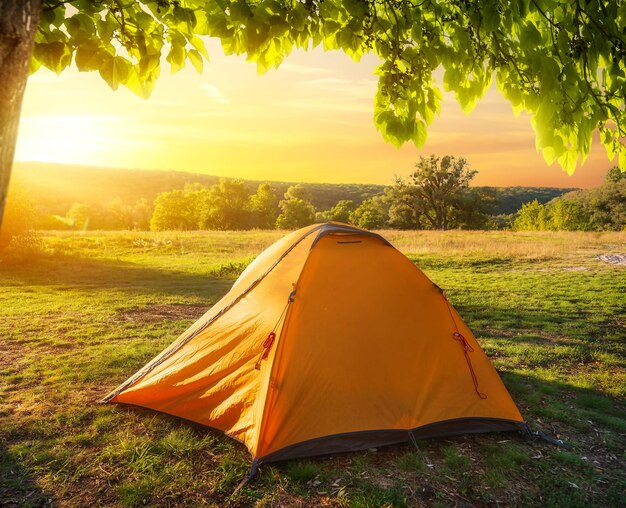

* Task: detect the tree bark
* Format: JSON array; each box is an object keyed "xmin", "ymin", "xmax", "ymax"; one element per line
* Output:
[{"xmin": 0, "ymin": 0, "xmax": 42, "ymax": 233}]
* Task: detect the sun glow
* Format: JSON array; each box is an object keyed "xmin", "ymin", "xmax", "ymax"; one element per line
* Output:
[{"xmin": 16, "ymin": 114, "xmax": 121, "ymax": 165}]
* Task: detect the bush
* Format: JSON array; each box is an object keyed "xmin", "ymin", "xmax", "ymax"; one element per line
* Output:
[{"xmin": 0, "ymin": 233, "xmax": 45, "ymax": 265}]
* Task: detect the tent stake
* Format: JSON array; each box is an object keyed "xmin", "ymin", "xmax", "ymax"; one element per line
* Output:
[
  {"xmin": 521, "ymin": 422, "xmax": 568, "ymax": 448},
  {"xmin": 231, "ymin": 459, "xmax": 259, "ymax": 497}
]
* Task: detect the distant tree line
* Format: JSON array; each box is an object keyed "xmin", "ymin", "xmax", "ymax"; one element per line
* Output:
[
  {"xmin": 61, "ymin": 199, "xmax": 152, "ymax": 231},
  {"xmin": 145, "ymin": 156, "xmax": 495, "ymax": 231},
  {"xmin": 513, "ymin": 168, "xmax": 625, "ymax": 231},
  {"xmin": 2, "ymin": 157, "xmax": 623, "ymax": 243},
  {"xmin": 10, "ymin": 162, "xmax": 575, "ymax": 222}
]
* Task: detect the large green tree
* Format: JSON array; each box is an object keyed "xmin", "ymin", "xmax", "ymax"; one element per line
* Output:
[
  {"xmin": 392, "ymin": 155, "xmax": 482, "ymax": 230},
  {"xmin": 1, "ymin": 0, "xmax": 625, "ymax": 229}
]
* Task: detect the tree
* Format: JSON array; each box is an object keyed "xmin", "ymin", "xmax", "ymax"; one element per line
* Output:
[
  {"xmin": 131, "ymin": 198, "xmax": 153, "ymax": 230},
  {"xmin": 512, "ymin": 200, "xmax": 549, "ymax": 231},
  {"xmin": 548, "ymin": 199, "xmax": 588, "ymax": 231},
  {"xmin": 276, "ymin": 185, "xmax": 316, "ymax": 229},
  {"xmin": 2, "ymin": 1, "xmax": 626, "ymax": 229},
  {"xmin": 512, "ymin": 166, "xmax": 625, "ymax": 231},
  {"xmin": 1, "ymin": 2, "xmax": 42, "ymax": 234},
  {"xmin": 101, "ymin": 198, "xmax": 133, "ymax": 229},
  {"xmin": 392, "ymin": 155, "xmax": 479, "ymax": 230},
  {"xmin": 387, "ymin": 201, "xmax": 417, "ymax": 229},
  {"xmin": 605, "ymin": 166, "xmax": 626, "ymax": 184},
  {"xmin": 248, "ymin": 183, "xmax": 278, "ymax": 229},
  {"xmin": 199, "ymin": 179, "xmax": 250, "ymax": 230},
  {"xmin": 383, "ymin": 185, "xmax": 419, "ymax": 229},
  {"xmin": 327, "ymin": 199, "xmax": 357, "ymax": 224},
  {"xmin": 66, "ymin": 202, "xmax": 93, "ymax": 230},
  {"xmin": 150, "ymin": 189, "xmax": 197, "ymax": 231},
  {"xmin": 449, "ymin": 188, "xmax": 497, "ymax": 230},
  {"xmin": 586, "ymin": 178, "xmax": 626, "ymax": 231},
  {"xmin": 559, "ymin": 167, "xmax": 626, "ymax": 231},
  {"xmin": 350, "ymin": 197, "xmax": 388, "ymax": 229}
]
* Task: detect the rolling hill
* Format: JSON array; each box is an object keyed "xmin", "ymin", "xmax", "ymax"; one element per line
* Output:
[{"xmin": 13, "ymin": 161, "xmax": 576, "ymax": 218}]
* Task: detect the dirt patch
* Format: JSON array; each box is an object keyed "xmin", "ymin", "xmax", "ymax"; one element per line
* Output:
[
  {"xmin": 597, "ymin": 254, "xmax": 626, "ymax": 265},
  {"xmin": 116, "ymin": 304, "xmax": 207, "ymax": 323},
  {"xmin": 0, "ymin": 341, "xmax": 29, "ymax": 371}
]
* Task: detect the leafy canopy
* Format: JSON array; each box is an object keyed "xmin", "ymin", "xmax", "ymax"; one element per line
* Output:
[
  {"xmin": 513, "ymin": 166, "xmax": 626, "ymax": 231},
  {"xmin": 390, "ymin": 155, "xmax": 486, "ymax": 230},
  {"xmin": 37, "ymin": 0, "xmax": 626, "ymax": 174},
  {"xmin": 276, "ymin": 185, "xmax": 316, "ymax": 228}
]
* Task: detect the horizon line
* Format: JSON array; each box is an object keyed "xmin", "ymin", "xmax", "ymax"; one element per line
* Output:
[{"xmin": 13, "ymin": 160, "xmax": 584, "ymax": 191}]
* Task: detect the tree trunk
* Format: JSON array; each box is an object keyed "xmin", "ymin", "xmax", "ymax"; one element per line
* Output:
[{"xmin": 0, "ymin": 0, "xmax": 42, "ymax": 234}]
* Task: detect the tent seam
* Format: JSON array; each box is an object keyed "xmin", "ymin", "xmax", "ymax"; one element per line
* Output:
[{"xmin": 253, "ymin": 236, "xmax": 322, "ymax": 456}]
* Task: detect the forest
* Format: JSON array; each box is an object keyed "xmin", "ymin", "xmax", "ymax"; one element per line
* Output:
[{"xmin": 6, "ymin": 158, "xmax": 623, "ymax": 240}]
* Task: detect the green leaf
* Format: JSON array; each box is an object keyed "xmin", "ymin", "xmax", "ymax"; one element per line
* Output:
[
  {"xmin": 521, "ymin": 21, "xmax": 542, "ymax": 48},
  {"xmin": 99, "ymin": 56, "xmax": 132, "ymax": 91},
  {"xmin": 343, "ymin": 0, "xmax": 367, "ymax": 18},
  {"xmin": 134, "ymin": 12, "xmax": 156, "ymax": 31},
  {"xmin": 75, "ymin": 41, "xmax": 104, "ymax": 72},
  {"xmin": 602, "ymin": 129, "xmax": 617, "ymax": 159},
  {"xmin": 166, "ymin": 44, "xmax": 186, "ymax": 74},
  {"xmin": 619, "ymin": 146, "xmax": 626, "ymax": 171},
  {"xmin": 188, "ymin": 49, "xmax": 203, "ymax": 73},
  {"xmin": 412, "ymin": 120, "xmax": 428, "ymax": 148},
  {"xmin": 189, "ymin": 35, "xmax": 209, "ymax": 59},
  {"xmin": 481, "ymin": 7, "xmax": 500, "ymax": 33},
  {"xmin": 557, "ymin": 149, "xmax": 578, "ymax": 176},
  {"xmin": 96, "ymin": 11, "xmax": 116, "ymax": 42},
  {"xmin": 29, "ymin": 55, "xmax": 42, "ymax": 74},
  {"xmin": 193, "ymin": 10, "xmax": 211, "ymax": 35},
  {"xmin": 34, "ymin": 41, "xmax": 72, "ymax": 74},
  {"xmin": 123, "ymin": 67, "xmax": 153, "ymax": 99},
  {"xmin": 172, "ymin": 6, "xmax": 196, "ymax": 34}
]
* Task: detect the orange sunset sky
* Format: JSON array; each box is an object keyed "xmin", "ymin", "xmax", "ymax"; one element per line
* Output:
[{"xmin": 15, "ymin": 38, "xmax": 616, "ymax": 188}]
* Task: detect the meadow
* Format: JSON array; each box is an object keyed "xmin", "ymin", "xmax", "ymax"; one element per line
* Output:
[{"xmin": 1, "ymin": 229, "xmax": 624, "ymax": 507}]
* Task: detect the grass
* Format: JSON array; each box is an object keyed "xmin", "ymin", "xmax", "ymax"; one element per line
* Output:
[{"xmin": 1, "ymin": 229, "xmax": 625, "ymax": 507}]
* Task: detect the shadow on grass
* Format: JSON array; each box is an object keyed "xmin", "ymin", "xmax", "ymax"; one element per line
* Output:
[
  {"xmin": 0, "ymin": 444, "xmax": 51, "ymax": 507},
  {"xmin": 501, "ymin": 371, "xmax": 626, "ymax": 435},
  {"xmin": 0, "ymin": 254, "xmax": 234, "ymax": 300},
  {"xmin": 458, "ymin": 302, "xmax": 625, "ymax": 342},
  {"xmin": 407, "ymin": 255, "xmax": 549, "ymax": 272}
]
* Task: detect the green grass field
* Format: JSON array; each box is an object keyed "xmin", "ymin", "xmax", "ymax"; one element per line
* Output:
[{"xmin": 1, "ymin": 230, "xmax": 625, "ymax": 507}]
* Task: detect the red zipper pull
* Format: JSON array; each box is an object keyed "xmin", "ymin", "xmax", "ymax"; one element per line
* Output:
[
  {"xmin": 255, "ymin": 331, "xmax": 276, "ymax": 370},
  {"xmin": 261, "ymin": 332, "xmax": 276, "ymax": 359}
]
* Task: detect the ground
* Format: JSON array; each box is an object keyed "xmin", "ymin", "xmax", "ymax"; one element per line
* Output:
[{"xmin": 0, "ymin": 230, "xmax": 624, "ymax": 507}]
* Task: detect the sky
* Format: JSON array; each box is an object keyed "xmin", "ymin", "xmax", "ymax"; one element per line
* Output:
[{"xmin": 15, "ymin": 38, "xmax": 616, "ymax": 188}]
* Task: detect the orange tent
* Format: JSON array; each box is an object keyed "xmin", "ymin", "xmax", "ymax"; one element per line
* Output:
[{"xmin": 104, "ymin": 222, "xmax": 524, "ymax": 465}]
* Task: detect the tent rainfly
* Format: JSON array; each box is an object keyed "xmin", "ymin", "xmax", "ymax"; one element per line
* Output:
[{"xmin": 104, "ymin": 222, "xmax": 524, "ymax": 468}]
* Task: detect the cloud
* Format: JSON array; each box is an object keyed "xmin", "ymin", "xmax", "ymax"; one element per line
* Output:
[
  {"xmin": 301, "ymin": 77, "xmax": 376, "ymax": 97},
  {"xmin": 301, "ymin": 78, "xmax": 351, "ymax": 87},
  {"xmin": 271, "ymin": 99, "xmax": 371, "ymax": 114},
  {"xmin": 278, "ymin": 63, "xmax": 330, "ymax": 75},
  {"xmin": 201, "ymin": 84, "xmax": 230, "ymax": 104}
]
